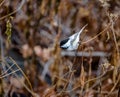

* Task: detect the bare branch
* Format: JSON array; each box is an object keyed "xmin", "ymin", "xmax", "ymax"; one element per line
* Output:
[{"xmin": 61, "ymin": 51, "xmax": 111, "ymax": 57}]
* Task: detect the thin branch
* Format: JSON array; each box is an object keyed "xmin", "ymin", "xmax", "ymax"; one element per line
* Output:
[
  {"xmin": 0, "ymin": 0, "xmax": 25, "ymax": 20},
  {"xmin": 3, "ymin": 57, "xmax": 38, "ymax": 97},
  {"xmin": 0, "ymin": 0, "xmax": 6, "ymax": 7},
  {"xmin": 0, "ymin": 28, "xmax": 6, "ymax": 72},
  {"xmin": 64, "ymin": 68, "xmax": 114, "ymax": 93},
  {"xmin": 0, "ymin": 69, "xmax": 20, "ymax": 78},
  {"xmin": 107, "ymin": 74, "xmax": 120, "ymax": 97},
  {"xmin": 9, "ymin": 57, "xmax": 33, "ymax": 91},
  {"xmin": 110, "ymin": 17, "xmax": 119, "ymax": 59},
  {"xmin": 0, "ymin": 63, "xmax": 14, "ymax": 76},
  {"xmin": 81, "ymin": 23, "xmax": 111, "ymax": 44},
  {"xmin": 41, "ymin": 58, "xmax": 53, "ymax": 80}
]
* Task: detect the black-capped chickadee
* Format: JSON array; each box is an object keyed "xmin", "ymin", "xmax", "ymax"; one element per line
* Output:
[{"xmin": 60, "ymin": 24, "xmax": 88, "ymax": 50}]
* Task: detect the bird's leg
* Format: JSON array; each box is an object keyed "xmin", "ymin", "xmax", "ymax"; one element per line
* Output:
[
  {"xmin": 75, "ymin": 50, "xmax": 77, "ymax": 57},
  {"xmin": 78, "ymin": 41, "xmax": 81, "ymax": 45}
]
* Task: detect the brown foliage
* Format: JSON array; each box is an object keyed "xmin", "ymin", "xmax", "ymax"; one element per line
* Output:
[{"xmin": 0, "ymin": 0, "xmax": 120, "ymax": 97}]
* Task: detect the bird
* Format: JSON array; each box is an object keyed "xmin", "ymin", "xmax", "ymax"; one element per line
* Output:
[{"xmin": 60, "ymin": 24, "xmax": 88, "ymax": 50}]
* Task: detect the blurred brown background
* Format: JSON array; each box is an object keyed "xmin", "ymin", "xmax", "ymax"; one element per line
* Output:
[{"xmin": 0, "ymin": 0, "xmax": 120, "ymax": 97}]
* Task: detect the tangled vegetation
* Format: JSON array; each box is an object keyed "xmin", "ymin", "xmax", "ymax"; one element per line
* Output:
[{"xmin": 0, "ymin": 0, "xmax": 120, "ymax": 97}]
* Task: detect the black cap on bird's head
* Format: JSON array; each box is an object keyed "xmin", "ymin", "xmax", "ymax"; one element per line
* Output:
[{"xmin": 60, "ymin": 38, "xmax": 69, "ymax": 49}]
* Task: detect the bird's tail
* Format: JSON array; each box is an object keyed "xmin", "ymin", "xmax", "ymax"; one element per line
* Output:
[
  {"xmin": 78, "ymin": 24, "xmax": 88, "ymax": 35},
  {"xmin": 76, "ymin": 24, "xmax": 88, "ymax": 42}
]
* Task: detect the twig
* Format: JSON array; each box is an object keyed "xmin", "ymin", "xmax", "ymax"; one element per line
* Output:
[
  {"xmin": 9, "ymin": 57, "xmax": 33, "ymax": 91},
  {"xmin": 0, "ymin": 63, "xmax": 14, "ymax": 76},
  {"xmin": 81, "ymin": 23, "xmax": 111, "ymax": 44},
  {"xmin": 107, "ymin": 74, "xmax": 120, "ymax": 97},
  {"xmin": 108, "ymin": 13, "xmax": 119, "ymax": 58},
  {"xmin": 86, "ymin": 52, "xmax": 92, "ymax": 89},
  {"xmin": 89, "ymin": 76, "xmax": 106, "ymax": 90},
  {"xmin": 0, "ymin": 0, "xmax": 6, "ymax": 7},
  {"xmin": 0, "ymin": 28, "xmax": 6, "ymax": 72},
  {"xmin": 0, "ymin": 0, "xmax": 25, "ymax": 20},
  {"xmin": 0, "ymin": 69, "xmax": 20, "ymax": 78},
  {"xmin": 57, "ymin": 69, "xmax": 75, "ymax": 96},
  {"xmin": 54, "ymin": 75, "xmax": 68, "ymax": 83},
  {"xmin": 64, "ymin": 68, "xmax": 113, "ymax": 93},
  {"xmin": 94, "ymin": 90, "xmax": 117, "ymax": 95},
  {"xmin": 2, "ymin": 57, "xmax": 39, "ymax": 97},
  {"xmin": 41, "ymin": 58, "xmax": 54, "ymax": 80}
]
